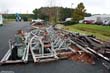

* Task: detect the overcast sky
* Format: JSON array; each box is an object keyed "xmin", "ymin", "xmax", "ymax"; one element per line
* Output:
[{"xmin": 0, "ymin": 0, "xmax": 110, "ymax": 14}]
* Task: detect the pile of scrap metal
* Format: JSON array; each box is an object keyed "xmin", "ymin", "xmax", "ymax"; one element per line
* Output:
[
  {"xmin": 0, "ymin": 23, "xmax": 110, "ymax": 69},
  {"xmin": 57, "ymin": 29, "xmax": 110, "ymax": 68},
  {"xmin": 52, "ymin": 28, "xmax": 95, "ymax": 64},
  {"xmin": 0, "ymin": 25, "xmax": 73, "ymax": 65},
  {"xmin": 30, "ymin": 19, "xmax": 48, "ymax": 29},
  {"xmin": 68, "ymin": 32, "xmax": 110, "ymax": 62}
]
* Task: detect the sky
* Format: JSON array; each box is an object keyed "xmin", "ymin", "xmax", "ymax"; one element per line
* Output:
[{"xmin": 0, "ymin": 0, "xmax": 110, "ymax": 14}]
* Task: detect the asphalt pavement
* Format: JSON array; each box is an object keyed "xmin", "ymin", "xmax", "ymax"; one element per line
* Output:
[{"xmin": 0, "ymin": 22, "xmax": 109, "ymax": 73}]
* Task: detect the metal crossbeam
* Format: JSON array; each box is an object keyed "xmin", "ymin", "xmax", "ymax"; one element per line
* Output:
[
  {"xmin": 0, "ymin": 40, "xmax": 29, "ymax": 65},
  {"xmin": 29, "ymin": 33, "xmax": 58, "ymax": 63}
]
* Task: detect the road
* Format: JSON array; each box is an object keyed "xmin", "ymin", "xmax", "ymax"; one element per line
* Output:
[{"xmin": 0, "ymin": 22, "xmax": 109, "ymax": 73}]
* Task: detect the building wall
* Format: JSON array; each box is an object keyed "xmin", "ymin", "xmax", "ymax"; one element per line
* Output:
[{"xmin": 0, "ymin": 15, "xmax": 3, "ymax": 25}]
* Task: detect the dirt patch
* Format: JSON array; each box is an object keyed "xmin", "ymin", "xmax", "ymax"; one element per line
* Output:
[{"xmin": 70, "ymin": 45, "xmax": 95, "ymax": 64}]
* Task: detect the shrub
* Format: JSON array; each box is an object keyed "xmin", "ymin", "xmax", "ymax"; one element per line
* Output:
[{"xmin": 64, "ymin": 21, "xmax": 78, "ymax": 26}]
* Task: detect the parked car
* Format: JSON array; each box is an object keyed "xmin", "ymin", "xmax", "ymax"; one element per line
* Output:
[
  {"xmin": 95, "ymin": 21, "xmax": 103, "ymax": 25},
  {"xmin": 95, "ymin": 20, "xmax": 110, "ymax": 26},
  {"xmin": 103, "ymin": 21, "xmax": 110, "ymax": 26},
  {"xmin": 83, "ymin": 20, "xmax": 95, "ymax": 24}
]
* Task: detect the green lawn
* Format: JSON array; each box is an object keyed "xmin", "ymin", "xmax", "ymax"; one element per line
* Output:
[
  {"xmin": 64, "ymin": 24, "xmax": 110, "ymax": 41},
  {"xmin": 3, "ymin": 19, "xmax": 16, "ymax": 24}
]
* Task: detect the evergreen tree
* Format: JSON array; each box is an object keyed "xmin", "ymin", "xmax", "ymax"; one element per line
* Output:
[
  {"xmin": 33, "ymin": 8, "xmax": 39, "ymax": 19},
  {"xmin": 72, "ymin": 2, "xmax": 86, "ymax": 23}
]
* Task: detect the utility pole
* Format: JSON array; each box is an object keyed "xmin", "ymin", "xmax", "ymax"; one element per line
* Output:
[
  {"xmin": 56, "ymin": 7, "xmax": 59, "ymax": 23},
  {"xmin": 71, "ymin": 3, "xmax": 74, "ymax": 8},
  {"xmin": 26, "ymin": 10, "xmax": 28, "ymax": 14},
  {"xmin": 48, "ymin": 0, "xmax": 57, "ymax": 24},
  {"xmin": 71, "ymin": 3, "xmax": 74, "ymax": 18}
]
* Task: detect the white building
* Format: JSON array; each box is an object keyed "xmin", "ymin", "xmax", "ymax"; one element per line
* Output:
[
  {"xmin": 84, "ymin": 14, "xmax": 110, "ymax": 24},
  {"xmin": 0, "ymin": 14, "xmax": 3, "ymax": 25}
]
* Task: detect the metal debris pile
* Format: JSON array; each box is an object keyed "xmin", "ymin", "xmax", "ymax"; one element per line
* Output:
[
  {"xmin": 68, "ymin": 45, "xmax": 95, "ymax": 64},
  {"xmin": 0, "ymin": 22, "xmax": 110, "ymax": 68}
]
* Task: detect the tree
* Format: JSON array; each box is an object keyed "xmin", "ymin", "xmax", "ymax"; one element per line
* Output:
[
  {"xmin": 39, "ymin": 13, "xmax": 49, "ymax": 21},
  {"xmin": 33, "ymin": 8, "xmax": 39, "ymax": 19},
  {"xmin": 72, "ymin": 2, "xmax": 86, "ymax": 23},
  {"xmin": 85, "ymin": 13, "xmax": 92, "ymax": 17},
  {"xmin": 59, "ymin": 7, "xmax": 73, "ymax": 21}
]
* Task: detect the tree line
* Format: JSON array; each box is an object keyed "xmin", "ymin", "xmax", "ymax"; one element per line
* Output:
[
  {"xmin": 3, "ymin": 14, "xmax": 33, "ymax": 20},
  {"xmin": 33, "ymin": 2, "xmax": 91, "ymax": 23},
  {"xmin": 3, "ymin": 2, "xmax": 91, "ymax": 23}
]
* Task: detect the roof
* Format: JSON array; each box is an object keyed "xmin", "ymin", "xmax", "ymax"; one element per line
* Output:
[
  {"xmin": 84, "ymin": 14, "xmax": 110, "ymax": 20},
  {"xmin": 92, "ymin": 14, "xmax": 110, "ymax": 17}
]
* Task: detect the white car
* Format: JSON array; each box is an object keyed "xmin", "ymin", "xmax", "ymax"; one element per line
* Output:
[
  {"xmin": 32, "ymin": 19, "xmax": 44, "ymax": 23},
  {"xmin": 103, "ymin": 20, "xmax": 110, "ymax": 25},
  {"xmin": 0, "ymin": 14, "xmax": 3, "ymax": 26}
]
